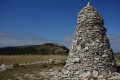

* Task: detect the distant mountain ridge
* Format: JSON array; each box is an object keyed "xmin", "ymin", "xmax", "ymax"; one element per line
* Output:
[{"xmin": 0, "ymin": 43, "xmax": 69, "ymax": 55}]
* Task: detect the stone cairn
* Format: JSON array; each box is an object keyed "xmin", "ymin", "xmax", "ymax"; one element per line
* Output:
[{"xmin": 60, "ymin": 2, "xmax": 120, "ymax": 79}]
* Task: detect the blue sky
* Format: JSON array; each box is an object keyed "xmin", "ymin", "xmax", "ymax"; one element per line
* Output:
[{"xmin": 0, "ymin": 0, "xmax": 120, "ymax": 52}]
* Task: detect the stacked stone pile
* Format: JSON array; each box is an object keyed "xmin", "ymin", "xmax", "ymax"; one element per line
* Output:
[{"xmin": 60, "ymin": 2, "xmax": 120, "ymax": 79}]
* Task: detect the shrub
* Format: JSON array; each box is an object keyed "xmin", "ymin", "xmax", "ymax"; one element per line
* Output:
[{"xmin": 13, "ymin": 63, "xmax": 20, "ymax": 68}]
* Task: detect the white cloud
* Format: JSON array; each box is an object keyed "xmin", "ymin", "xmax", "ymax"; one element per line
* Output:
[
  {"xmin": 0, "ymin": 37, "xmax": 51, "ymax": 47},
  {"xmin": 60, "ymin": 35, "xmax": 73, "ymax": 48},
  {"xmin": 0, "ymin": 30, "xmax": 14, "ymax": 36},
  {"xmin": 61, "ymin": 35, "xmax": 120, "ymax": 52},
  {"xmin": 0, "ymin": 31, "xmax": 120, "ymax": 52},
  {"xmin": 0, "ymin": 31, "xmax": 51, "ymax": 47},
  {"xmin": 107, "ymin": 34, "xmax": 120, "ymax": 52}
]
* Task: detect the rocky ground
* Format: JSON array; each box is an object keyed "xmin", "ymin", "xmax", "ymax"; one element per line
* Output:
[{"xmin": 0, "ymin": 59, "xmax": 120, "ymax": 80}]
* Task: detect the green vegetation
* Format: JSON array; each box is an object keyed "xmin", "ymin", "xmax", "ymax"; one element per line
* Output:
[{"xmin": 0, "ymin": 43, "xmax": 69, "ymax": 55}]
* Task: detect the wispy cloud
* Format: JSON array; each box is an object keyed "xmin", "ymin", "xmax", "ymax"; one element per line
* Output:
[
  {"xmin": 0, "ymin": 30, "xmax": 14, "ymax": 36},
  {"xmin": 0, "ymin": 31, "xmax": 120, "ymax": 52},
  {"xmin": 60, "ymin": 35, "xmax": 73, "ymax": 48},
  {"xmin": 61, "ymin": 34, "xmax": 120, "ymax": 52},
  {"xmin": 0, "ymin": 31, "xmax": 51, "ymax": 47},
  {"xmin": 0, "ymin": 37, "xmax": 51, "ymax": 47},
  {"xmin": 107, "ymin": 34, "xmax": 120, "ymax": 52}
]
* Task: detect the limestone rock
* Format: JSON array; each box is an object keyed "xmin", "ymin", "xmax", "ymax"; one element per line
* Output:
[
  {"xmin": 0, "ymin": 64, "xmax": 6, "ymax": 71},
  {"xmin": 93, "ymin": 70, "xmax": 98, "ymax": 77},
  {"xmin": 62, "ymin": 2, "xmax": 117, "ymax": 78}
]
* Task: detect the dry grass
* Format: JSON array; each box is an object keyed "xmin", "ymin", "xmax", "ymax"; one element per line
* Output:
[
  {"xmin": 0, "ymin": 55, "xmax": 67, "ymax": 65},
  {"xmin": 0, "ymin": 55, "xmax": 67, "ymax": 80},
  {"xmin": 115, "ymin": 56, "xmax": 120, "ymax": 63},
  {"xmin": 0, "ymin": 54, "xmax": 120, "ymax": 80},
  {"xmin": 0, "ymin": 61, "xmax": 65, "ymax": 80}
]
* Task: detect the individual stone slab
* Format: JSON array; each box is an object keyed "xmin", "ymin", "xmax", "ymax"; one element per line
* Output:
[{"xmin": 93, "ymin": 70, "xmax": 98, "ymax": 77}]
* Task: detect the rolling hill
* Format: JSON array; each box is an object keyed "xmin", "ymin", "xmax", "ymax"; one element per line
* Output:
[{"xmin": 0, "ymin": 43, "xmax": 69, "ymax": 55}]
